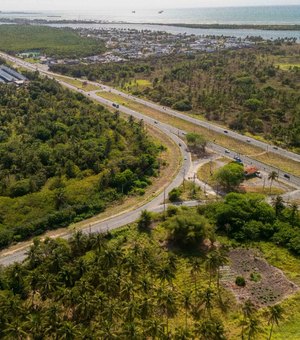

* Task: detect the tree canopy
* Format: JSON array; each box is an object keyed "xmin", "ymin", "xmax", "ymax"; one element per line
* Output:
[{"xmin": 0, "ymin": 74, "xmax": 159, "ymax": 248}]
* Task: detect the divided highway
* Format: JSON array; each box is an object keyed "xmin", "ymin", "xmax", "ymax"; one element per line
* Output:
[{"xmin": 0, "ymin": 51, "xmax": 300, "ymax": 266}]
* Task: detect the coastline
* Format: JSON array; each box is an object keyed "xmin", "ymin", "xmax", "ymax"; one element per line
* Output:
[{"xmin": 1, "ymin": 18, "xmax": 300, "ymax": 31}]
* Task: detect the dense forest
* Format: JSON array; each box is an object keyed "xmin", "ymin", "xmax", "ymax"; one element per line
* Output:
[
  {"xmin": 0, "ymin": 25, "xmax": 105, "ymax": 58},
  {"xmin": 0, "ymin": 73, "xmax": 160, "ymax": 248},
  {"xmin": 0, "ymin": 193, "xmax": 299, "ymax": 338},
  {"xmin": 51, "ymin": 41, "xmax": 300, "ymax": 151}
]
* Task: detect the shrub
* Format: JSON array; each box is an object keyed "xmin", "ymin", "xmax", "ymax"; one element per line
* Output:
[
  {"xmin": 235, "ymin": 276, "xmax": 246, "ymax": 287},
  {"xmin": 168, "ymin": 187, "xmax": 182, "ymax": 202}
]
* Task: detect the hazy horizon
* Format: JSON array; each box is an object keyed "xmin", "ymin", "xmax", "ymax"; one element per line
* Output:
[{"xmin": 1, "ymin": 1, "xmax": 300, "ymax": 11}]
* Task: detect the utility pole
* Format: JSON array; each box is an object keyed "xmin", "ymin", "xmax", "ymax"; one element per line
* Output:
[{"xmin": 163, "ymin": 188, "xmax": 166, "ymax": 217}]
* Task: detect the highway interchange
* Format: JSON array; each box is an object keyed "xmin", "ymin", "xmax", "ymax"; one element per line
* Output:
[{"xmin": 0, "ymin": 52, "xmax": 299, "ymax": 266}]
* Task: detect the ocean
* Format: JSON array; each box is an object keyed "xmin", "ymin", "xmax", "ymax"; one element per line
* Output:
[{"xmin": 1, "ymin": 6, "xmax": 300, "ymax": 40}]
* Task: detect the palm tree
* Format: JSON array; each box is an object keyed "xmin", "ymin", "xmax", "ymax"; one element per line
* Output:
[
  {"xmin": 157, "ymin": 288, "xmax": 178, "ymax": 335},
  {"xmin": 272, "ymin": 196, "xmax": 285, "ymax": 217},
  {"xmin": 56, "ymin": 321, "xmax": 81, "ymax": 340},
  {"xmin": 245, "ymin": 317, "xmax": 262, "ymax": 340},
  {"xmin": 174, "ymin": 326, "xmax": 192, "ymax": 339},
  {"xmin": 183, "ymin": 290, "xmax": 192, "ymax": 331},
  {"xmin": 202, "ymin": 287, "xmax": 215, "ymax": 319},
  {"xmin": 205, "ymin": 251, "xmax": 220, "ymax": 287},
  {"xmin": 288, "ymin": 202, "xmax": 299, "ymax": 225},
  {"xmin": 3, "ymin": 319, "xmax": 28, "ymax": 340},
  {"xmin": 145, "ymin": 318, "xmax": 165, "ymax": 338},
  {"xmin": 268, "ymin": 171, "xmax": 278, "ymax": 194},
  {"xmin": 194, "ymin": 317, "xmax": 226, "ymax": 340},
  {"xmin": 157, "ymin": 264, "xmax": 176, "ymax": 287},
  {"xmin": 190, "ymin": 258, "xmax": 201, "ymax": 301},
  {"xmin": 267, "ymin": 305, "xmax": 284, "ymax": 340},
  {"xmin": 138, "ymin": 210, "xmax": 152, "ymax": 231},
  {"xmin": 241, "ymin": 299, "xmax": 256, "ymax": 340},
  {"xmin": 207, "ymin": 249, "xmax": 228, "ymax": 301}
]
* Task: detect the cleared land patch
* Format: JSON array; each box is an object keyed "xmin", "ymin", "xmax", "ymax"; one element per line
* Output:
[{"xmin": 221, "ymin": 249, "xmax": 299, "ymax": 307}]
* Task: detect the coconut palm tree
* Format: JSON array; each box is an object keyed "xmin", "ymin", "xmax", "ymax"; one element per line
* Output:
[
  {"xmin": 268, "ymin": 171, "xmax": 278, "ymax": 194},
  {"xmin": 288, "ymin": 202, "xmax": 299, "ymax": 225},
  {"xmin": 145, "ymin": 318, "xmax": 165, "ymax": 338},
  {"xmin": 190, "ymin": 258, "xmax": 202, "ymax": 301},
  {"xmin": 272, "ymin": 196, "xmax": 285, "ymax": 217},
  {"xmin": 194, "ymin": 316, "xmax": 226, "ymax": 340},
  {"xmin": 182, "ymin": 290, "xmax": 192, "ymax": 331},
  {"xmin": 3, "ymin": 319, "xmax": 28, "ymax": 340},
  {"xmin": 241, "ymin": 299, "xmax": 256, "ymax": 340},
  {"xmin": 245, "ymin": 317, "xmax": 262, "ymax": 340},
  {"xmin": 202, "ymin": 287, "xmax": 215, "ymax": 319},
  {"xmin": 267, "ymin": 305, "xmax": 284, "ymax": 340},
  {"xmin": 157, "ymin": 288, "xmax": 178, "ymax": 335}
]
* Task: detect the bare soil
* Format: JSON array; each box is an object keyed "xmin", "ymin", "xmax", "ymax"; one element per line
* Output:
[{"xmin": 220, "ymin": 249, "xmax": 299, "ymax": 307}]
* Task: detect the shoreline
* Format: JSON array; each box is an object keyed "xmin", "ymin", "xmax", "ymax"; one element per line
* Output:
[{"xmin": 0, "ymin": 18, "xmax": 300, "ymax": 31}]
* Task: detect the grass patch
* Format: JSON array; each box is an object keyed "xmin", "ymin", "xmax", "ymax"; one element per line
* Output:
[
  {"xmin": 176, "ymin": 180, "xmax": 210, "ymax": 201},
  {"xmin": 242, "ymin": 185, "xmax": 285, "ymax": 195},
  {"xmin": 197, "ymin": 161, "xmax": 218, "ymax": 186},
  {"xmin": 276, "ymin": 63, "xmax": 300, "ymax": 71},
  {"xmin": 97, "ymin": 91, "xmax": 300, "ymax": 177},
  {"xmin": 125, "ymin": 79, "xmax": 152, "ymax": 90},
  {"xmin": 55, "ymin": 75, "xmax": 100, "ymax": 92}
]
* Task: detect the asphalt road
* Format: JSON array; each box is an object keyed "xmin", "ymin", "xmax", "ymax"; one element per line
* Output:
[
  {"xmin": 0, "ymin": 52, "xmax": 299, "ymax": 266},
  {"xmin": 0, "ymin": 55, "xmax": 194, "ymax": 266},
  {"xmin": 2, "ymin": 51, "xmax": 300, "ymax": 164}
]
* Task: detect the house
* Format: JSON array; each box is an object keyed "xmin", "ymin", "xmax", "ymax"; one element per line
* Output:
[{"xmin": 244, "ymin": 166, "xmax": 259, "ymax": 178}]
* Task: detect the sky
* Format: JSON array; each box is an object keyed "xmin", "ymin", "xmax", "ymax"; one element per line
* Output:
[{"xmin": 1, "ymin": 0, "xmax": 300, "ymax": 11}]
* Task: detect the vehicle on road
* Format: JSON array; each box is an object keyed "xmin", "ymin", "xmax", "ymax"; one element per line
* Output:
[
  {"xmin": 224, "ymin": 130, "xmax": 228, "ymax": 133},
  {"xmin": 273, "ymin": 146, "xmax": 278, "ymax": 150},
  {"xmin": 112, "ymin": 103, "xmax": 119, "ymax": 108},
  {"xmin": 234, "ymin": 155, "xmax": 242, "ymax": 163},
  {"xmin": 256, "ymin": 171, "xmax": 262, "ymax": 178},
  {"xmin": 284, "ymin": 174, "xmax": 290, "ymax": 179},
  {"xmin": 225, "ymin": 149, "xmax": 230, "ymax": 154}
]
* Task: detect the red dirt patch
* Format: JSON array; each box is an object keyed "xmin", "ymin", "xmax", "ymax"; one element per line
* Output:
[{"xmin": 220, "ymin": 249, "xmax": 299, "ymax": 307}]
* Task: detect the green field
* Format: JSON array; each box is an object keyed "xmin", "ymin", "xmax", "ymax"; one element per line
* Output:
[
  {"xmin": 0, "ymin": 25, "xmax": 105, "ymax": 58},
  {"xmin": 276, "ymin": 63, "xmax": 300, "ymax": 71}
]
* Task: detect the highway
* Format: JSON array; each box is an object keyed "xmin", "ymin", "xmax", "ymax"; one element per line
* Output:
[
  {"xmin": 2, "ymin": 51, "xmax": 300, "ymax": 164},
  {"xmin": 0, "ymin": 52, "xmax": 300, "ymax": 266},
  {"xmin": 0, "ymin": 55, "xmax": 194, "ymax": 266}
]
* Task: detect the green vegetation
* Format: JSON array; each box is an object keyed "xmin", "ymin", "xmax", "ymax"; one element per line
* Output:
[
  {"xmin": 200, "ymin": 192, "xmax": 300, "ymax": 255},
  {"xmin": 0, "ymin": 25, "xmax": 105, "ymax": 58},
  {"xmin": 214, "ymin": 162, "xmax": 244, "ymax": 192},
  {"xmin": 0, "ymin": 74, "xmax": 160, "ymax": 248},
  {"xmin": 186, "ymin": 132, "xmax": 207, "ymax": 156},
  {"xmin": 235, "ymin": 276, "xmax": 246, "ymax": 287},
  {"xmin": 0, "ymin": 197, "xmax": 299, "ymax": 338},
  {"xmin": 168, "ymin": 187, "xmax": 182, "ymax": 202},
  {"xmin": 52, "ymin": 42, "xmax": 300, "ymax": 151}
]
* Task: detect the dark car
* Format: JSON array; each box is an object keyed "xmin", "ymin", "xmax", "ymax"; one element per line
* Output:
[
  {"xmin": 234, "ymin": 156, "xmax": 242, "ymax": 163},
  {"xmin": 284, "ymin": 174, "xmax": 290, "ymax": 179}
]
